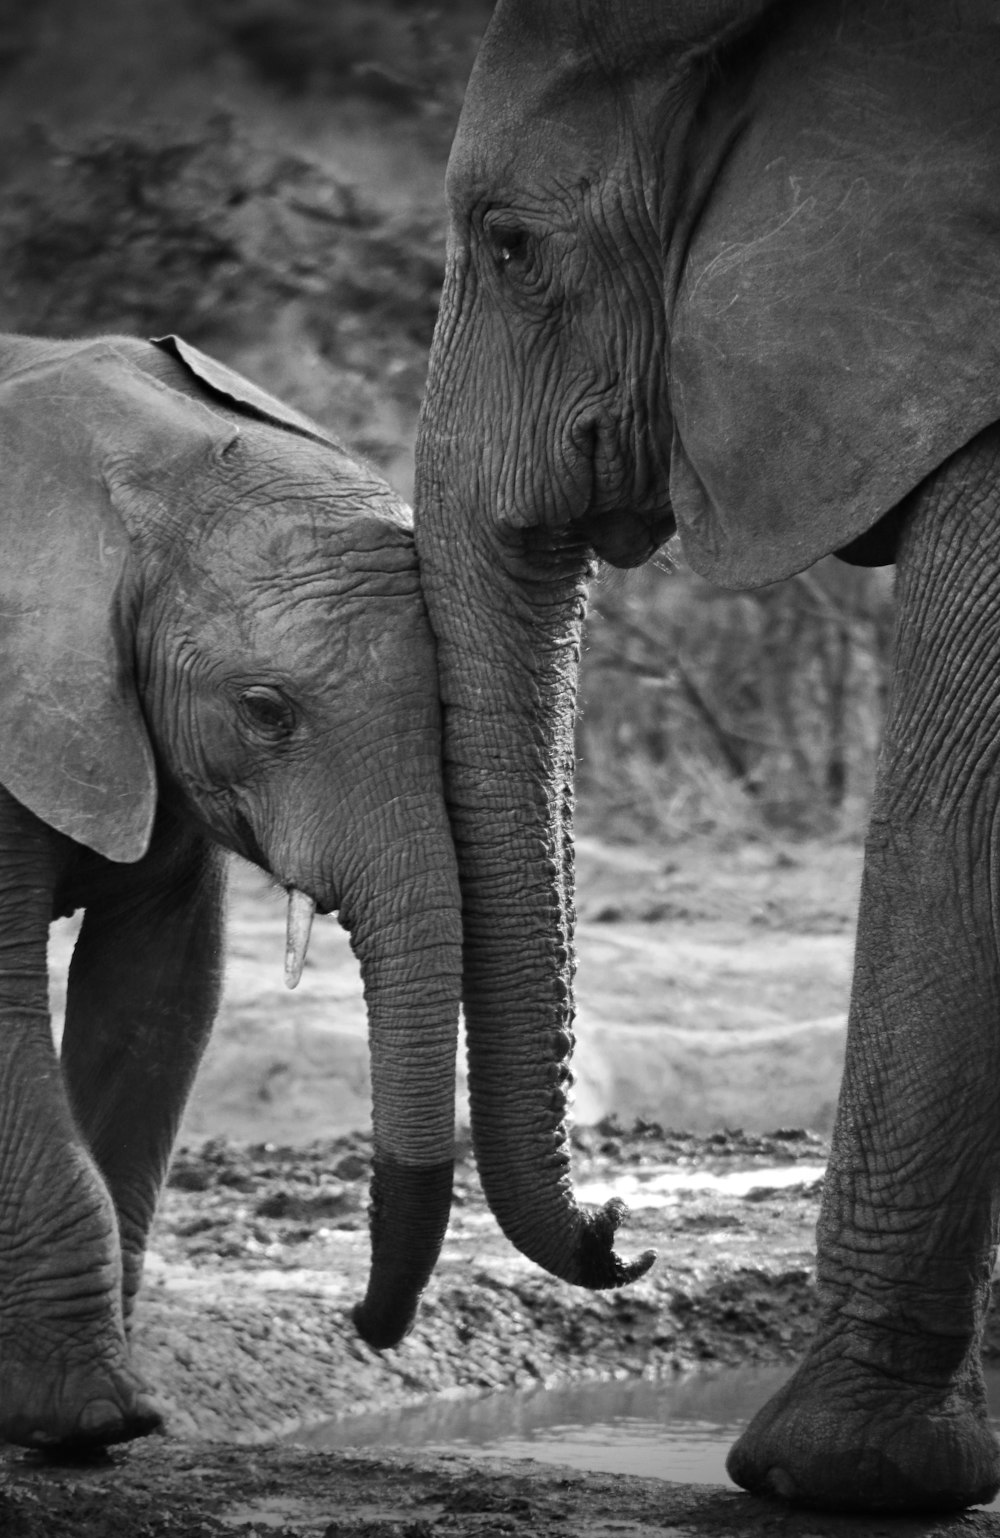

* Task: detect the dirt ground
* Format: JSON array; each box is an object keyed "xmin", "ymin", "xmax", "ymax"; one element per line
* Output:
[{"xmin": 11, "ymin": 838, "xmax": 999, "ymax": 1535}]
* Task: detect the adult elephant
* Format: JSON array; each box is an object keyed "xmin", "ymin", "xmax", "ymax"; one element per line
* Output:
[
  {"xmin": 413, "ymin": 0, "xmax": 1000, "ymax": 1516},
  {"xmin": 0, "ymin": 334, "xmax": 461, "ymax": 1448}
]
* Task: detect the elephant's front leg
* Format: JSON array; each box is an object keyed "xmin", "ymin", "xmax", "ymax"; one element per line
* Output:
[
  {"xmin": 0, "ymin": 792, "xmax": 160, "ymax": 1449},
  {"xmin": 60, "ymin": 831, "xmax": 226, "ymax": 1329},
  {"xmin": 729, "ymin": 427, "xmax": 1000, "ymax": 1514}
]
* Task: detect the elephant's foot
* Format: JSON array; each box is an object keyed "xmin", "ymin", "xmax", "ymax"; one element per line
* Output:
[
  {"xmin": 0, "ymin": 1143, "xmax": 162, "ymax": 1450},
  {"xmin": 0, "ymin": 1349, "xmax": 162, "ymax": 1451},
  {"xmin": 726, "ymin": 1349, "xmax": 1000, "ymax": 1514}
]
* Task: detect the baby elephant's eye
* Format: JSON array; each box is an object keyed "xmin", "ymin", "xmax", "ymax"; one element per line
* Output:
[{"xmin": 238, "ymin": 686, "xmax": 296, "ymax": 739}]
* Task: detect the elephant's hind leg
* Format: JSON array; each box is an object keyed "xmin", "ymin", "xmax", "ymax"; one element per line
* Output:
[
  {"xmin": 0, "ymin": 795, "xmax": 160, "ymax": 1450},
  {"xmin": 728, "ymin": 424, "xmax": 1000, "ymax": 1513}
]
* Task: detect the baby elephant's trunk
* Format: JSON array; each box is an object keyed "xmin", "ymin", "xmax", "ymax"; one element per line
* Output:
[{"xmin": 337, "ymin": 789, "xmax": 463, "ymax": 1348}]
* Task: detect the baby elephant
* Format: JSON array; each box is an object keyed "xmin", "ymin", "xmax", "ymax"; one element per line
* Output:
[{"xmin": 0, "ymin": 335, "xmax": 462, "ymax": 1448}]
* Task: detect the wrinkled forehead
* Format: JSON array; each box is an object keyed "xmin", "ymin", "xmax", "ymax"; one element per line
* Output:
[
  {"xmin": 447, "ymin": 2, "xmax": 684, "ymax": 214},
  {"xmin": 189, "ymin": 500, "xmax": 424, "ymax": 683},
  {"xmin": 258, "ymin": 427, "xmax": 412, "ymax": 534},
  {"xmin": 447, "ymin": 0, "xmax": 773, "ymax": 214},
  {"xmin": 186, "ymin": 430, "xmax": 415, "ymax": 584},
  {"xmin": 230, "ymin": 499, "xmax": 417, "ymax": 578},
  {"xmin": 447, "ymin": 53, "xmax": 620, "ymax": 215}
]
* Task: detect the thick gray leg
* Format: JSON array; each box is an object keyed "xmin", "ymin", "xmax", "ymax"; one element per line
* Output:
[
  {"xmin": 729, "ymin": 426, "xmax": 1000, "ymax": 1513},
  {"xmin": 0, "ymin": 792, "xmax": 159, "ymax": 1449}
]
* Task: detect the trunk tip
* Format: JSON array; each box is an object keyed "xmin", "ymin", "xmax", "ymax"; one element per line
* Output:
[
  {"xmin": 353, "ymin": 1156, "xmax": 454, "ymax": 1352},
  {"xmin": 577, "ymin": 1197, "xmax": 657, "ymax": 1289},
  {"xmin": 352, "ymin": 1298, "xmax": 416, "ymax": 1352}
]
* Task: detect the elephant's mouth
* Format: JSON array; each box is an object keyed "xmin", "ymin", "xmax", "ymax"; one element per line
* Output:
[
  {"xmin": 571, "ymin": 504, "xmax": 677, "ymax": 568},
  {"xmin": 226, "ymin": 806, "xmax": 271, "ymax": 872}
]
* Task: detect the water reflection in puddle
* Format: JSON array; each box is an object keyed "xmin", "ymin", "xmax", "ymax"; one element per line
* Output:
[
  {"xmin": 297, "ymin": 1362, "xmax": 1000, "ymax": 1510},
  {"xmin": 575, "ymin": 1163, "xmax": 827, "ymax": 1209}
]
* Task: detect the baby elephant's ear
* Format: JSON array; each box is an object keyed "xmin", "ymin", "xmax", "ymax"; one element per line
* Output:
[
  {"xmin": 152, "ymin": 334, "xmax": 343, "ymax": 450},
  {"xmin": 0, "ymin": 341, "xmax": 233, "ymax": 862}
]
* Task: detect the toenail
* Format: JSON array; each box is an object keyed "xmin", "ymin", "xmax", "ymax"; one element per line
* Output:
[
  {"xmin": 77, "ymin": 1400, "xmax": 120, "ymax": 1436},
  {"xmin": 766, "ymin": 1466, "xmax": 797, "ymax": 1499},
  {"xmin": 134, "ymin": 1395, "xmax": 164, "ymax": 1429}
]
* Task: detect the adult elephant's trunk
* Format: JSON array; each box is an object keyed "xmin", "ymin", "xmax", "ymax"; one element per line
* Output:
[
  {"xmin": 323, "ymin": 748, "xmax": 463, "ymax": 1349},
  {"xmin": 414, "ymin": 440, "xmax": 655, "ymax": 1291}
]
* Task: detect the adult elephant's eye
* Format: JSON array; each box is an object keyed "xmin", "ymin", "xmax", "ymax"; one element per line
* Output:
[
  {"xmin": 238, "ymin": 686, "xmax": 296, "ymax": 740},
  {"xmin": 484, "ymin": 213, "xmax": 532, "ymax": 271}
]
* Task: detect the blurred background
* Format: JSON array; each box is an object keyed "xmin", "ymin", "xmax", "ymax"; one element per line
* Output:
[{"xmin": 19, "ymin": 0, "xmax": 889, "ymax": 1138}]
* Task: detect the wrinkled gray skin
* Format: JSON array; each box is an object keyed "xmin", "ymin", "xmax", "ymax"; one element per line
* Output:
[
  {"xmin": 413, "ymin": 0, "xmax": 1000, "ymax": 1516},
  {"xmin": 0, "ymin": 334, "xmax": 461, "ymax": 1449}
]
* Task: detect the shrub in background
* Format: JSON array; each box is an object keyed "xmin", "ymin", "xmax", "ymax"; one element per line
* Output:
[{"xmin": 579, "ymin": 556, "xmax": 893, "ymax": 841}]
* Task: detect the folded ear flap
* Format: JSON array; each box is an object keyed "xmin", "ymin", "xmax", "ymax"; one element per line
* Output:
[
  {"xmin": 0, "ymin": 342, "xmax": 236, "ymax": 861},
  {"xmin": 669, "ymin": 0, "xmax": 1000, "ymax": 588},
  {"xmin": 152, "ymin": 334, "xmax": 344, "ymax": 450}
]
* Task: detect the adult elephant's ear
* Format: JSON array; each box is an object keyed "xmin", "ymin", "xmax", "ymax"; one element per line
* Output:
[
  {"xmin": 0, "ymin": 340, "xmax": 234, "ymax": 861},
  {"xmin": 151, "ymin": 334, "xmax": 344, "ymax": 451},
  {"xmin": 668, "ymin": 0, "xmax": 1000, "ymax": 589}
]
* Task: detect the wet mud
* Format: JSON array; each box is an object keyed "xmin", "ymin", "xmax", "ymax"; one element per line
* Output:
[{"xmin": 5, "ymin": 1124, "xmax": 1000, "ymax": 1535}]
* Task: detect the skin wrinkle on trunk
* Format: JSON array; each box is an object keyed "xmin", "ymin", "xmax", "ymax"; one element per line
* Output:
[
  {"xmin": 417, "ymin": 441, "xmax": 654, "ymax": 1289},
  {"xmin": 337, "ymin": 779, "xmax": 462, "ymax": 1349},
  {"xmin": 266, "ymin": 761, "xmax": 460, "ymax": 1345}
]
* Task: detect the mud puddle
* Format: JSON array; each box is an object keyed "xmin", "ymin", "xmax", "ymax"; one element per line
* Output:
[
  {"xmin": 294, "ymin": 1362, "xmax": 1000, "ymax": 1513},
  {"xmin": 293, "ymin": 1361, "xmax": 794, "ymax": 1480}
]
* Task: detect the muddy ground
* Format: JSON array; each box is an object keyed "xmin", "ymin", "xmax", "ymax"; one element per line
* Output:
[
  {"xmin": 4, "ymin": 1124, "xmax": 1000, "ymax": 1537},
  {"xmin": 7, "ymin": 841, "xmax": 999, "ymax": 1535},
  {"xmin": 133, "ymin": 1124, "xmax": 828, "ymax": 1443}
]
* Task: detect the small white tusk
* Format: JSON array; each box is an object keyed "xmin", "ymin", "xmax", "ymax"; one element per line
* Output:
[{"xmin": 284, "ymin": 889, "xmax": 316, "ymax": 989}]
